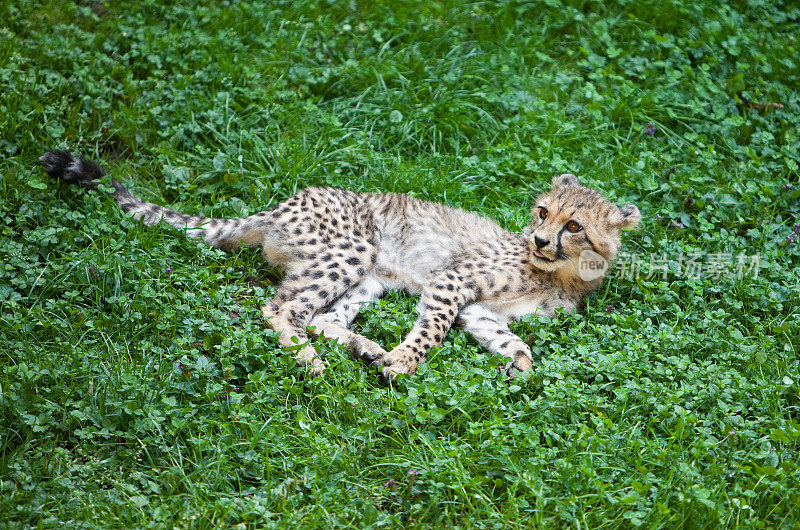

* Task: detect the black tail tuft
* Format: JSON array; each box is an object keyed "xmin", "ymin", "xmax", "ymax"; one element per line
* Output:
[
  {"xmin": 38, "ymin": 149, "xmax": 268, "ymax": 250},
  {"xmin": 39, "ymin": 150, "xmax": 106, "ymax": 190}
]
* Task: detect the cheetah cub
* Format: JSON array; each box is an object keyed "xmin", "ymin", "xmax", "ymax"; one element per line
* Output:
[{"xmin": 41, "ymin": 150, "xmax": 640, "ymax": 381}]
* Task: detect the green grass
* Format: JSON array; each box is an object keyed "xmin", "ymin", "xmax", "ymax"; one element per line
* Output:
[{"xmin": 1, "ymin": 0, "xmax": 799, "ymax": 527}]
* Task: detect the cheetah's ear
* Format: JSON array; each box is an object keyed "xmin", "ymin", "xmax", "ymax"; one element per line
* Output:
[
  {"xmin": 552, "ymin": 173, "xmax": 580, "ymax": 189},
  {"xmin": 613, "ymin": 204, "xmax": 641, "ymax": 230}
]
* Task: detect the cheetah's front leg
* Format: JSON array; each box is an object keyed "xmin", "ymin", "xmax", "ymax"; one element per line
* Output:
[{"xmin": 455, "ymin": 303, "xmax": 534, "ymax": 377}]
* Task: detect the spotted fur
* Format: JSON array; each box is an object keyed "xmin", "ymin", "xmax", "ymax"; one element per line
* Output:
[{"xmin": 41, "ymin": 150, "xmax": 640, "ymax": 380}]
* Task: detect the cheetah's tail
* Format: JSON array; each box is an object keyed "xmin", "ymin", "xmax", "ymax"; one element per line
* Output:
[{"xmin": 39, "ymin": 150, "xmax": 268, "ymax": 250}]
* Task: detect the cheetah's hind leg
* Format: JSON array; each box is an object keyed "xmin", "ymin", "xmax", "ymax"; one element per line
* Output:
[
  {"xmin": 261, "ymin": 259, "xmax": 375, "ymax": 376},
  {"xmin": 307, "ymin": 318, "xmax": 387, "ymax": 366},
  {"xmin": 307, "ymin": 276, "xmax": 386, "ymax": 365},
  {"xmin": 262, "ymin": 302, "xmax": 326, "ymax": 375}
]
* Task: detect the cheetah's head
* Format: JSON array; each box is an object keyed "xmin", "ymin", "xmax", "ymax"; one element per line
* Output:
[{"xmin": 523, "ymin": 174, "xmax": 640, "ymax": 278}]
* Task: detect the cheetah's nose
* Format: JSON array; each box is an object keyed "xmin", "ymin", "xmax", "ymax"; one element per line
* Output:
[{"xmin": 534, "ymin": 236, "xmax": 550, "ymax": 248}]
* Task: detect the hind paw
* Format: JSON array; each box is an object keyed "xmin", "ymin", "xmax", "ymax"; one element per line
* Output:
[{"xmin": 296, "ymin": 345, "xmax": 325, "ymax": 376}]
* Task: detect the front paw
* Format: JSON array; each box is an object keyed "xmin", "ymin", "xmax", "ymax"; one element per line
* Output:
[{"xmin": 379, "ymin": 347, "xmax": 420, "ymax": 382}]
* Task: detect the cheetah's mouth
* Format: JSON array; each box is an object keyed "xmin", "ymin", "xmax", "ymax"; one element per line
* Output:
[{"xmin": 532, "ymin": 249, "xmax": 554, "ymax": 262}]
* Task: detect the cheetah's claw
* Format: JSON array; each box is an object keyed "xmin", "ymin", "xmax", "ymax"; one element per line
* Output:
[
  {"xmin": 499, "ymin": 361, "xmax": 524, "ymax": 379},
  {"xmin": 377, "ymin": 348, "xmax": 418, "ymax": 385},
  {"xmin": 359, "ymin": 349, "xmax": 383, "ymax": 364}
]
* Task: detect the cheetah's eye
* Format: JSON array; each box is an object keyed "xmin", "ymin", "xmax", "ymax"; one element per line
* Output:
[
  {"xmin": 566, "ymin": 220, "xmax": 582, "ymax": 232},
  {"xmin": 539, "ymin": 207, "xmax": 548, "ymax": 220}
]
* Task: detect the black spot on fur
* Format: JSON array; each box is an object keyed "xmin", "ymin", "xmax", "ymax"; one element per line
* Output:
[{"xmin": 431, "ymin": 294, "xmax": 449, "ymax": 304}]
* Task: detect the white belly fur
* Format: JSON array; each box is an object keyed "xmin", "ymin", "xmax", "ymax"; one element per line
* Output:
[{"xmin": 484, "ymin": 295, "xmax": 555, "ymax": 321}]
